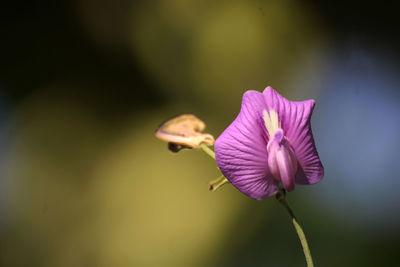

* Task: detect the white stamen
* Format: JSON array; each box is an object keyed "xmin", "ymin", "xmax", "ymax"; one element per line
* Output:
[{"xmin": 263, "ymin": 109, "xmax": 281, "ymax": 137}]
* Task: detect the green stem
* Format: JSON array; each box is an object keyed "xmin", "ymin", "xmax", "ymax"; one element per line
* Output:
[
  {"xmin": 199, "ymin": 144, "xmax": 230, "ymax": 191},
  {"xmin": 200, "ymin": 143, "xmax": 215, "ymax": 159},
  {"xmin": 208, "ymin": 175, "xmax": 229, "ymax": 191},
  {"xmin": 276, "ymin": 189, "xmax": 314, "ymax": 267}
]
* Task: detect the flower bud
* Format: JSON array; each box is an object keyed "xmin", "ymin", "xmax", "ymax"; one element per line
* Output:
[{"xmin": 155, "ymin": 114, "xmax": 215, "ymax": 151}]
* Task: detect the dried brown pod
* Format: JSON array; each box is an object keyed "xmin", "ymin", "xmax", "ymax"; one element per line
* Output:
[{"xmin": 155, "ymin": 114, "xmax": 215, "ymax": 151}]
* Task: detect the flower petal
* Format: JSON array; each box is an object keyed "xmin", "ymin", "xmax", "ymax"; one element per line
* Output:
[
  {"xmin": 276, "ymin": 147, "xmax": 296, "ymax": 191},
  {"xmin": 215, "ymin": 91, "xmax": 279, "ymax": 200},
  {"xmin": 262, "ymin": 87, "xmax": 324, "ymax": 185}
]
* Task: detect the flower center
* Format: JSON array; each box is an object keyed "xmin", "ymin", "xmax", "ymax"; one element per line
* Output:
[
  {"xmin": 263, "ymin": 109, "xmax": 281, "ymax": 138},
  {"xmin": 263, "ymin": 109, "xmax": 298, "ymax": 192}
]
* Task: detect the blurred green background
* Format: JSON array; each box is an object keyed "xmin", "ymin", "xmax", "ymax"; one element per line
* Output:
[{"xmin": 1, "ymin": 1, "xmax": 400, "ymax": 266}]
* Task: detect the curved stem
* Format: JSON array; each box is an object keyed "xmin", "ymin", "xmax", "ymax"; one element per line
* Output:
[
  {"xmin": 200, "ymin": 144, "xmax": 215, "ymax": 159},
  {"xmin": 276, "ymin": 189, "xmax": 314, "ymax": 267}
]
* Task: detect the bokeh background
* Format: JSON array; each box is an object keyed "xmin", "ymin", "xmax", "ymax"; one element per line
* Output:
[{"xmin": 1, "ymin": 1, "xmax": 400, "ymax": 266}]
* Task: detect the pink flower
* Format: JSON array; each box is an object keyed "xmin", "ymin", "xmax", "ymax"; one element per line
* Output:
[{"xmin": 215, "ymin": 87, "xmax": 324, "ymax": 200}]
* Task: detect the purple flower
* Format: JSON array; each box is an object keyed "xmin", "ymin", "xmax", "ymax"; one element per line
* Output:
[{"xmin": 215, "ymin": 87, "xmax": 324, "ymax": 200}]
